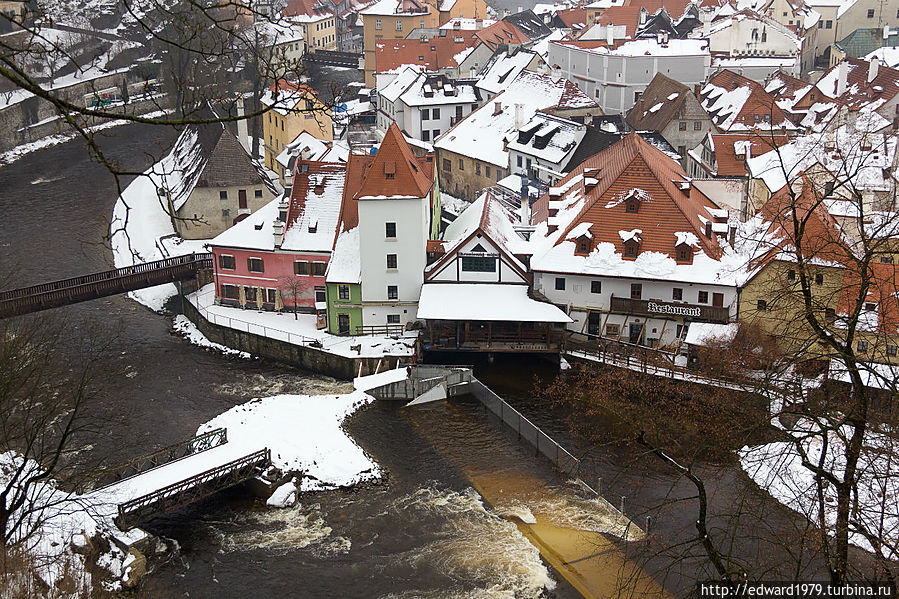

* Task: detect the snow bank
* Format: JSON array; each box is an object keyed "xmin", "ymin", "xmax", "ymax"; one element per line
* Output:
[
  {"xmin": 354, "ymin": 367, "xmax": 409, "ymax": 391},
  {"xmin": 740, "ymin": 420, "xmax": 899, "ymax": 555},
  {"xmin": 108, "ymin": 132, "xmax": 211, "ymax": 312},
  {"xmin": 197, "ymin": 392, "xmax": 381, "ymax": 491},
  {"xmin": 267, "ymin": 481, "xmax": 297, "ymax": 508},
  {"xmin": 172, "ymin": 315, "xmax": 251, "ymax": 358}
]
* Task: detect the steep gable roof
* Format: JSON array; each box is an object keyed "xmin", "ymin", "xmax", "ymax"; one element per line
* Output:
[
  {"xmin": 354, "ymin": 123, "xmax": 433, "ymax": 199},
  {"xmin": 699, "ymin": 69, "xmax": 797, "ymax": 132},
  {"xmin": 503, "ymin": 9, "xmax": 553, "ymax": 41},
  {"xmin": 708, "ymin": 132, "xmax": 789, "ymax": 177},
  {"xmin": 533, "ymin": 132, "xmax": 726, "ymax": 261},
  {"xmin": 474, "ymin": 19, "xmax": 531, "ymax": 49},
  {"xmin": 374, "ymin": 30, "xmax": 480, "ymax": 73},
  {"xmin": 795, "ymin": 57, "xmax": 899, "ymax": 110},
  {"xmin": 765, "ymin": 70, "xmax": 812, "ymax": 112},
  {"xmin": 625, "ymin": 72, "xmax": 691, "ymax": 132}
]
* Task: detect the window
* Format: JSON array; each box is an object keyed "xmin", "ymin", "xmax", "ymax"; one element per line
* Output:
[
  {"xmin": 461, "ymin": 255, "xmax": 496, "ymax": 271},
  {"xmin": 443, "ymin": 158, "xmax": 451, "ymax": 171},
  {"xmin": 294, "ymin": 261, "xmax": 309, "ymax": 275},
  {"xmin": 857, "ymin": 340, "xmax": 869, "ymax": 353},
  {"xmin": 865, "ymin": 302, "xmax": 877, "ymax": 311},
  {"xmin": 606, "ymin": 323, "xmax": 620, "ymax": 337},
  {"xmin": 222, "ymin": 208, "xmax": 230, "ymax": 217},
  {"xmin": 555, "ymin": 277, "xmax": 566, "ymax": 291},
  {"xmin": 219, "ymin": 254, "xmax": 236, "ymax": 270},
  {"xmin": 624, "ymin": 242, "xmax": 638, "ymax": 258},
  {"xmin": 422, "ymin": 130, "xmax": 430, "ymax": 142},
  {"xmin": 485, "ymin": 166, "xmax": 491, "ymax": 178},
  {"xmin": 825, "ymin": 19, "xmax": 832, "ymax": 28},
  {"xmin": 459, "ymin": 158, "xmax": 464, "ymax": 170},
  {"xmin": 387, "ymin": 314, "xmax": 400, "ymax": 324},
  {"xmin": 222, "ymin": 284, "xmax": 239, "ymax": 299},
  {"xmin": 266, "ymin": 288, "xmax": 277, "ymax": 304},
  {"xmin": 247, "ymin": 257, "xmax": 264, "ymax": 273},
  {"xmin": 421, "ymin": 109, "xmax": 429, "ymax": 121},
  {"xmin": 677, "ymin": 247, "xmax": 691, "ymax": 262},
  {"xmin": 386, "ymin": 222, "xmax": 396, "ymax": 238},
  {"xmin": 630, "ymin": 283, "xmax": 642, "ymax": 299},
  {"xmin": 787, "ymin": 269, "xmax": 796, "ymax": 281},
  {"xmin": 433, "ymin": 108, "xmax": 440, "ymax": 119},
  {"xmin": 517, "ymin": 155, "xmax": 523, "ymax": 167},
  {"xmin": 867, "ymin": 8, "xmax": 875, "ymax": 17},
  {"xmin": 376, "ymin": 18, "xmax": 381, "ymax": 29},
  {"xmin": 255, "ymin": 189, "xmax": 263, "ymax": 198},
  {"xmin": 433, "ymin": 129, "xmax": 440, "ymax": 138},
  {"xmin": 625, "ymin": 199, "xmax": 638, "ymax": 213},
  {"xmin": 496, "ymin": 169, "xmax": 503, "ymax": 181},
  {"xmin": 698, "ymin": 290, "xmax": 709, "ymax": 303},
  {"xmin": 315, "ymin": 287, "xmax": 326, "ymax": 303},
  {"xmin": 679, "ymin": 121, "xmax": 687, "ymax": 131},
  {"xmin": 888, "ymin": 345, "xmax": 898, "ymax": 357},
  {"xmin": 672, "ymin": 287, "xmax": 683, "ymax": 301},
  {"xmin": 387, "ymin": 285, "xmax": 398, "ymax": 300},
  {"xmin": 815, "ymin": 273, "xmax": 824, "ymax": 285},
  {"xmin": 694, "ymin": 121, "xmax": 702, "ymax": 130},
  {"xmin": 387, "ymin": 254, "xmax": 398, "ymax": 269},
  {"xmin": 219, "ymin": 190, "xmax": 228, "ymax": 200},
  {"xmin": 313, "ymin": 262, "xmax": 326, "ymax": 276},
  {"xmin": 456, "ymin": 105, "xmax": 463, "ymax": 119},
  {"xmin": 396, "ymin": 20, "xmax": 402, "ymax": 30},
  {"xmin": 338, "ymin": 284, "xmax": 350, "ymax": 300},
  {"xmin": 881, "ymin": 256, "xmax": 894, "ymax": 263},
  {"xmin": 757, "ymin": 299, "xmax": 768, "ymax": 311},
  {"xmin": 591, "ymin": 280, "xmax": 602, "ymax": 294}
]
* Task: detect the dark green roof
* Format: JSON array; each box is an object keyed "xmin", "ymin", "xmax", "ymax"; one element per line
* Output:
[{"xmin": 834, "ymin": 28, "xmax": 899, "ymax": 59}]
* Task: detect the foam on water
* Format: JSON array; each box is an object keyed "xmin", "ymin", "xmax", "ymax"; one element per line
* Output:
[
  {"xmin": 216, "ymin": 373, "xmax": 353, "ymax": 398},
  {"xmin": 214, "ymin": 503, "xmax": 351, "ymax": 556},
  {"xmin": 384, "ymin": 486, "xmax": 556, "ymax": 599}
]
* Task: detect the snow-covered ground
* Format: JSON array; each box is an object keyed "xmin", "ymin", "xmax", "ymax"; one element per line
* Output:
[
  {"xmin": 198, "ymin": 391, "xmax": 381, "ymax": 491},
  {"xmin": 740, "ymin": 420, "xmax": 899, "ymax": 556},
  {"xmin": 2, "ymin": 385, "xmax": 381, "ymax": 594},
  {"xmin": 108, "ymin": 133, "xmax": 212, "ymax": 312},
  {"xmin": 188, "ymin": 283, "xmax": 417, "ymax": 359},
  {"xmin": 172, "ymin": 314, "xmax": 251, "ymax": 358}
]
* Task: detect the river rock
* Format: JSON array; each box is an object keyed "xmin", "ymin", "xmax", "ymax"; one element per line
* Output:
[
  {"xmin": 267, "ymin": 481, "xmax": 297, "ymax": 508},
  {"xmin": 121, "ymin": 548, "xmax": 147, "ymax": 589}
]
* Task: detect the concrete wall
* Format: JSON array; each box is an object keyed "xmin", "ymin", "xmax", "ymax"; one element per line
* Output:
[{"xmin": 182, "ymin": 293, "xmax": 410, "ymax": 378}]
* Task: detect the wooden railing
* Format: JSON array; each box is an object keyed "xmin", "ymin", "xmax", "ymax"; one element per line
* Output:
[
  {"xmin": 0, "ymin": 253, "xmax": 213, "ymax": 317},
  {"xmin": 354, "ymin": 324, "xmax": 405, "ymax": 336}
]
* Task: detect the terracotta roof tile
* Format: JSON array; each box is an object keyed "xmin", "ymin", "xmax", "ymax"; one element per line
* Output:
[
  {"xmin": 709, "ymin": 133, "xmax": 789, "ymax": 177},
  {"xmin": 474, "ymin": 20, "xmax": 531, "ymax": 49},
  {"xmin": 700, "ymin": 69, "xmax": 795, "ymax": 132},
  {"xmin": 354, "ymin": 123, "xmax": 433, "ymax": 198},
  {"xmin": 375, "ymin": 32, "xmax": 480, "ymax": 73},
  {"xmin": 625, "ymin": 72, "xmax": 689, "ymax": 131}
]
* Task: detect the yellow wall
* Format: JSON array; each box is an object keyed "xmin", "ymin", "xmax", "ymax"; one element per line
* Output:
[
  {"xmin": 302, "ymin": 16, "xmax": 337, "ymax": 51},
  {"xmin": 362, "ymin": 10, "xmax": 439, "ymax": 86},
  {"xmin": 263, "ymin": 93, "xmax": 333, "ymax": 181}
]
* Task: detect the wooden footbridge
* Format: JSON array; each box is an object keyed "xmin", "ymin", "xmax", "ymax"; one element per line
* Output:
[
  {"xmin": 89, "ymin": 428, "xmax": 270, "ymax": 530},
  {"xmin": 0, "ymin": 253, "xmax": 213, "ymax": 318}
]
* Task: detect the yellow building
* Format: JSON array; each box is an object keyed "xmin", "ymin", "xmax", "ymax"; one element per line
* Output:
[
  {"xmin": 284, "ymin": 0, "xmax": 337, "ymax": 51},
  {"xmin": 261, "ymin": 80, "xmax": 333, "ymax": 180},
  {"xmin": 361, "ymin": 0, "xmax": 439, "ymax": 86}
]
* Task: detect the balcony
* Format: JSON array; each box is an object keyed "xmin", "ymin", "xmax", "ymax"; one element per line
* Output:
[{"xmin": 609, "ymin": 296, "xmax": 730, "ymax": 324}]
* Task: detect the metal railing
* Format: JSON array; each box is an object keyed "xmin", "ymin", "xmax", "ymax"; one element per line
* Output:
[
  {"xmin": 116, "ymin": 448, "xmax": 271, "ymax": 528},
  {"xmin": 194, "ymin": 301, "xmax": 320, "ymax": 347},
  {"xmin": 97, "ymin": 428, "xmax": 228, "ymax": 487},
  {"xmin": 354, "ymin": 324, "xmax": 405, "ymax": 336},
  {"xmin": 469, "ymin": 380, "xmax": 580, "ymax": 476}
]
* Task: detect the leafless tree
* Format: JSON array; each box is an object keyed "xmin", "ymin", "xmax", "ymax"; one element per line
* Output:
[{"xmin": 277, "ymin": 274, "xmax": 314, "ymax": 319}]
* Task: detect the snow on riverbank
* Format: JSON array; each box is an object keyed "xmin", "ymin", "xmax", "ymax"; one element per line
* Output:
[
  {"xmin": 198, "ymin": 391, "xmax": 381, "ymax": 491},
  {"xmin": 188, "ymin": 283, "xmax": 417, "ymax": 359},
  {"xmin": 739, "ymin": 420, "xmax": 899, "ymax": 555},
  {"xmin": 109, "ymin": 147, "xmax": 210, "ymax": 311},
  {"xmin": 172, "ymin": 315, "xmax": 251, "ymax": 358}
]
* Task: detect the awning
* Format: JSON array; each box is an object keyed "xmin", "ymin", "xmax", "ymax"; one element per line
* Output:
[{"xmin": 417, "ymin": 284, "xmax": 572, "ymax": 323}]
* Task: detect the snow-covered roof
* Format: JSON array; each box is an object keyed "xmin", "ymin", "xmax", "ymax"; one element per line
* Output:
[
  {"xmin": 417, "ymin": 283, "xmax": 573, "ymax": 322},
  {"xmin": 276, "ymin": 132, "xmax": 349, "ymax": 169},
  {"xmin": 261, "ymin": 80, "xmax": 319, "ymax": 117},
  {"xmin": 865, "ymin": 46, "xmax": 899, "ymax": 69},
  {"xmin": 506, "ymin": 112, "xmax": 585, "ymax": 166},
  {"xmin": 476, "ymin": 48, "xmax": 540, "ymax": 95},
  {"xmin": 399, "ymin": 73, "xmax": 480, "ymax": 107},
  {"xmin": 435, "ymin": 70, "xmax": 598, "ymax": 168},
  {"xmin": 325, "ymin": 227, "xmax": 361, "ymax": 283},
  {"xmin": 378, "ymin": 66, "xmax": 421, "ymax": 103},
  {"xmin": 439, "ymin": 17, "xmax": 496, "ymax": 29},
  {"xmin": 362, "ymin": 0, "xmax": 430, "ymax": 15},
  {"xmin": 684, "ymin": 322, "xmax": 739, "ymax": 346},
  {"xmin": 699, "ymin": 70, "xmax": 797, "ymax": 132},
  {"xmin": 553, "ymin": 37, "xmax": 709, "ymax": 57}
]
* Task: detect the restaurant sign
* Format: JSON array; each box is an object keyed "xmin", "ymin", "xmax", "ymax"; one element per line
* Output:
[{"xmin": 647, "ymin": 302, "xmax": 702, "ymax": 317}]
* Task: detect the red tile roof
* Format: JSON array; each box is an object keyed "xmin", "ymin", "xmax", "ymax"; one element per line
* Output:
[
  {"xmin": 593, "ymin": 6, "xmax": 642, "ymax": 38},
  {"xmin": 795, "ymin": 56, "xmax": 899, "ymax": 111},
  {"xmin": 557, "ymin": 7, "xmax": 588, "ymax": 29},
  {"xmin": 287, "ymin": 161, "xmax": 347, "ymax": 230},
  {"xmin": 474, "ymin": 20, "xmax": 531, "ymax": 49},
  {"xmin": 284, "ymin": 0, "xmax": 330, "ymax": 18},
  {"xmin": 837, "ymin": 262, "xmax": 899, "ymax": 335},
  {"xmin": 533, "ymin": 132, "xmax": 725, "ymax": 261},
  {"xmin": 709, "ymin": 133, "xmax": 789, "ymax": 177},
  {"xmin": 374, "ymin": 32, "xmax": 480, "ymax": 73},
  {"xmin": 353, "ymin": 123, "xmax": 434, "ymax": 199},
  {"xmin": 700, "ymin": 69, "xmax": 795, "ymax": 132}
]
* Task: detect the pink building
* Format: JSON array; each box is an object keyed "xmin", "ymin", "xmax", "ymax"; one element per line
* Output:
[{"xmin": 209, "ymin": 161, "xmax": 346, "ymax": 312}]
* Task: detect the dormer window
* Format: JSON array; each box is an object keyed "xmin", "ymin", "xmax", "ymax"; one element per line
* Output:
[
  {"xmin": 675, "ymin": 244, "xmax": 693, "ymax": 263},
  {"xmin": 623, "ymin": 239, "xmax": 640, "ymax": 258},
  {"xmin": 576, "ymin": 236, "xmax": 591, "ymax": 255},
  {"xmin": 625, "ymin": 198, "xmax": 639, "ymax": 213}
]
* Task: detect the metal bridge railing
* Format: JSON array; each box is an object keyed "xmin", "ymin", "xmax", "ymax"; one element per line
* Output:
[
  {"xmin": 97, "ymin": 428, "xmax": 228, "ymax": 488},
  {"xmin": 115, "ymin": 448, "xmax": 271, "ymax": 529}
]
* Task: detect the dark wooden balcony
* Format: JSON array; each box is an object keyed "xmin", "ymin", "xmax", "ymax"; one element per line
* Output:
[{"xmin": 420, "ymin": 321, "xmax": 565, "ymax": 353}]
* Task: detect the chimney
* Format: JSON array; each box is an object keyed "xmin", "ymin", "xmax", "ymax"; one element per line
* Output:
[
  {"xmin": 517, "ymin": 4, "xmax": 523, "ymax": 13},
  {"xmin": 273, "ymin": 219, "xmax": 285, "ymax": 248},
  {"xmin": 868, "ymin": 57, "xmax": 880, "ymax": 83},
  {"xmin": 884, "ymin": 24, "xmax": 891, "ymax": 40},
  {"xmin": 728, "ymin": 224, "xmax": 736, "ymax": 247},
  {"xmin": 704, "ymin": 220, "xmax": 712, "ymax": 238},
  {"xmin": 640, "ymin": 8, "xmax": 647, "ymax": 24},
  {"xmin": 836, "ymin": 61, "xmax": 848, "ymax": 97},
  {"xmin": 236, "ymin": 97, "xmax": 250, "ymax": 154},
  {"xmin": 514, "ymin": 102, "xmax": 524, "ymax": 128},
  {"xmin": 494, "ymin": 101, "xmax": 503, "ymax": 115}
]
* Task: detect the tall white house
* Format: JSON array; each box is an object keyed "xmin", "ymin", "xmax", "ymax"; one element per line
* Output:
[{"xmin": 347, "ymin": 123, "xmax": 438, "ymax": 328}]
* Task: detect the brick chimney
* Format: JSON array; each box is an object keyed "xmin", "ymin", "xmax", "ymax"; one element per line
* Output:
[
  {"xmin": 868, "ymin": 57, "xmax": 880, "ymax": 83},
  {"xmin": 273, "ymin": 219, "xmax": 285, "ymax": 248},
  {"xmin": 494, "ymin": 101, "xmax": 503, "ymax": 115}
]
